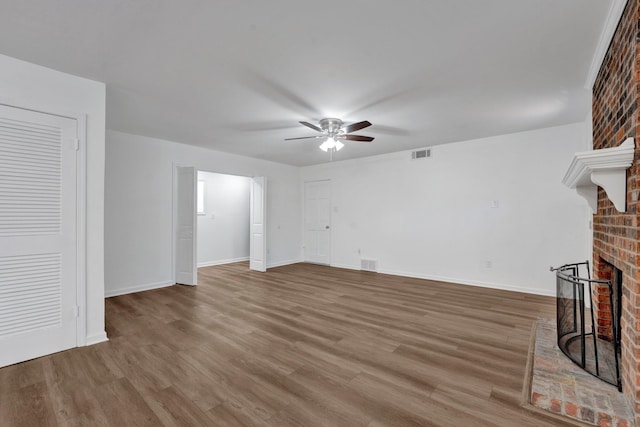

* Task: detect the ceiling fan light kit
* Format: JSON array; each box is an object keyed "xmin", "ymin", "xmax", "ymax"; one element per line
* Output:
[
  {"xmin": 285, "ymin": 118, "xmax": 375, "ymax": 154},
  {"xmin": 319, "ymin": 137, "xmax": 344, "ymax": 152}
]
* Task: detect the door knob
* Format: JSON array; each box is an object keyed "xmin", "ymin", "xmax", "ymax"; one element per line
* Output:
[{"xmin": 325, "ymin": 225, "xmax": 330, "ymax": 229}]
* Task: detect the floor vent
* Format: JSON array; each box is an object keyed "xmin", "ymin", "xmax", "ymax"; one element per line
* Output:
[
  {"xmin": 411, "ymin": 148, "xmax": 430, "ymax": 159},
  {"xmin": 361, "ymin": 259, "xmax": 378, "ymax": 272}
]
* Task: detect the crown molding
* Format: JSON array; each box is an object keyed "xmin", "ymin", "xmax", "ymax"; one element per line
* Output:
[
  {"xmin": 585, "ymin": 0, "xmax": 629, "ymax": 89},
  {"xmin": 562, "ymin": 137, "xmax": 635, "ymax": 212}
]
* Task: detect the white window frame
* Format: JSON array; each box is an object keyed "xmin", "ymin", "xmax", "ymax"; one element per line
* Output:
[{"xmin": 197, "ymin": 179, "xmax": 206, "ymax": 215}]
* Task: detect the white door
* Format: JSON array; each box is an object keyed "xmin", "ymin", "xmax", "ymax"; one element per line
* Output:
[
  {"xmin": 175, "ymin": 166, "xmax": 197, "ymax": 285},
  {"xmin": 250, "ymin": 177, "xmax": 266, "ymax": 272},
  {"xmin": 304, "ymin": 180, "xmax": 331, "ymax": 265},
  {"xmin": 0, "ymin": 104, "xmax": 78, "ymax": 367}
]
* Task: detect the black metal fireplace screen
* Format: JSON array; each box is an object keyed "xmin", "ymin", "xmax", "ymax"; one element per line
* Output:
[{"xmin": 551, "ymin": 261, "xmax": 621, "ymax": 391}]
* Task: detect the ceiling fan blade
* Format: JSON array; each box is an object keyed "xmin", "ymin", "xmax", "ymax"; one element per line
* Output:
[
  {"xmin": 342, "ymin": 134, "xmax": 374, "ymax": 142},
  {"xmin": 299, "ymin": 121, "xmax": 323, "ymax": 132},
  {"xmin": 284, "ymin": 135, "xmax": 323, "ymax": 141},
  {"xmin": 343, "ymin": 120, "xmax": 372, "ymax": 133}
]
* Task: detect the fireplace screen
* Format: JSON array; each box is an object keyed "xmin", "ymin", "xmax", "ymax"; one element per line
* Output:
[{"xmin": 552, "ymin": 261, "xmax": 621, "ymax": 390}]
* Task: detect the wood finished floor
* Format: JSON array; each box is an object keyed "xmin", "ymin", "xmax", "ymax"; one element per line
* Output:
[{"xmin": 0, "ymin": 262, "xmax": 575, "ymax": 427}]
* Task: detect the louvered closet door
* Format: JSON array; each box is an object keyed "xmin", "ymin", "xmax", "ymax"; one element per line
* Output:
[{"xmin": 0, "ymin": 104, "xmax": 78, "ymax": 367}]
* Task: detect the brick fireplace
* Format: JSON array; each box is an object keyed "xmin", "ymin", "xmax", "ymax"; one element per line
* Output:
[
  {"xmin": 593, "ymin": 259, "xmax": 623, "ymax": 344},
  {"xmin": 592, "ymin": 0, "xmax": 640, "ymax": 420}
]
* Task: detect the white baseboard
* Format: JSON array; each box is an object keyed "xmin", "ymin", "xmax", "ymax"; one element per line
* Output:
[
  {"xmin": 330, "ymin": 262, "xmax": 361, "ymax": 271},
  {"xmin": 85, "ymin": 331, "xmax": 109, "ymax": 346},
  {"xmin": 377, "ymin": 268, "xmax": 555, "ymax": 297},
  {"xmin": 198, "ymin": 256, "xmax": 249, "ymax": 268},
  {"xmin": 328, "ymin": 262, "xmax": 554, "ymax": 297},
  {"xmin": 267, "ymin": 258, "xmax": 303, "ymax": 268},
  {"xmin": 105, "ymin": 280, "xmax": 175, "ymax": 298}
]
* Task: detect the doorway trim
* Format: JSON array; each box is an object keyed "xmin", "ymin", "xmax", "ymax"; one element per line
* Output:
[
  {"xmin": 172, "ymin": 166, "xmax": 268, "ymax": 282},
  {"xmin": 250, "ymin": 176, "xmax": 267, "ymax": 272},
  {"xmin": 176, "ymin": 165, "xmax": 197, "ymax": 285},
  {"xmin": 171, "ymin": 163, "xmax": 197, "ymax": 285}
]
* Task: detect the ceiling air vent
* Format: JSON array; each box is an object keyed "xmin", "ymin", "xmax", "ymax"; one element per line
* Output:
[{"xmin": 411, "ymin": 148, "xmax": 430, "ymax": 159}]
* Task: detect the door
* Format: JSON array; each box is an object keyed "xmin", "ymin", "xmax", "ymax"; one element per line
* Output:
[
  {"xmin": 250, "ymin": 177, "xmax": 266, "ymax": 272},
  {"xmin": 304, "ymin": 180, "xmax": 331, "ymax": 265},
  {"xmin": 0, "ymin": 104, "xmax": 78, "ymax": 367},
  {"xmin": 175, "ymin": 166, "xmax": 197, "ymax": 285}
]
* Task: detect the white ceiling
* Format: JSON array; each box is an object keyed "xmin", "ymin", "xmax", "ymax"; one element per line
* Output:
[{"xmin": 0, "ymin": 1, "xmax": 611, "ymax": 166}]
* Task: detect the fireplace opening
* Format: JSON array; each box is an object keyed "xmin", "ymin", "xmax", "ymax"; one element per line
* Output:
[
  {"xmin": 552, "ymin": 261, "xmax": 621, "ymax": 390},
  {"xmin": 611, "ymin": 266, "xmax": 622, "ymax": 351}
]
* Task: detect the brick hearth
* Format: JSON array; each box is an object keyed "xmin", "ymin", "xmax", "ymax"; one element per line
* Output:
[{"xmin": 530, "ymin": 319, "xmax": 632, "ymax": 426}]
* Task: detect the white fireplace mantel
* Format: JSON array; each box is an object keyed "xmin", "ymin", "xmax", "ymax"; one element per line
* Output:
[{"xmin": 562, "ymin": 137, "xmax": 635, "ymax": 213}]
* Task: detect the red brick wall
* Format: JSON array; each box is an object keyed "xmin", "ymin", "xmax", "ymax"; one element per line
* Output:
[
  {"xmin": 593, "ymin": 259, "xmax": 615, "ymax": 340},
  {"xmin": 592, "ymin": 0, "xmax": 640, "ymax": 419}
]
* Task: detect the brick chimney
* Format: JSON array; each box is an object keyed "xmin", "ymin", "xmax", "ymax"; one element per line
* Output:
[{"xmin": 592, "ymin": 0, "xmax": 640, "ymax": 421}]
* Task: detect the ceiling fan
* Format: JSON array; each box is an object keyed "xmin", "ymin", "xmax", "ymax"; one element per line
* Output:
[{"xmin": 285, "ymin": 118, "xmax": 374, "ymax": 152}]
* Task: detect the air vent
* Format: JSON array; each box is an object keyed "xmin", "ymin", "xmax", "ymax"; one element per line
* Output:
[
  {"xmin": 411, "ymin": 149, "xmax": 431, "ymax": 159},
  {"xmin": 360, "ymin": 259, "xmax": 378, "ymax": 272}
]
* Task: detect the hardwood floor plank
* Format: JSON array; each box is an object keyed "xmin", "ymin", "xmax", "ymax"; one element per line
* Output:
[
  {"xmin": 279, "ymin": 367, "xmax": 373, "ymax": 427},
  {"xmin": 208, "ymin": 402, "xmax": 273, "ymax": 427},
  {"xmin": 42, "ymin": 357, "xmax": 109, "ymax": 425},
  {"xmin": 93, "ymin": 377, "xmax": 162, "ymax": 427},
  {"xmin": 178, "ymin": 345, "xmax": 289, "ymax": 415},
  {"xmin": 0, "ymin": 262, "xmax": 570, "ymax": 426},
  {"xmin": 0, "ymin": 358, "xmax": 45, "ymax": 395},
  {"xmin": 141, "ymin": 386, "xmax": 220, "ymax": 427},
  {"xmin": 347, "ymin": 372, "xmax": 471, "ymax": 427},
  {"xmin": 0, "ymin": 381, "xmax": 57, "ymax": 427}
]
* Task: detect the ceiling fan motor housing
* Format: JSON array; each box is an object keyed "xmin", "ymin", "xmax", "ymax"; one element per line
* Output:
[{"xmin": 319, "ymin": 118, "xmax": 344, "ymax": 136}]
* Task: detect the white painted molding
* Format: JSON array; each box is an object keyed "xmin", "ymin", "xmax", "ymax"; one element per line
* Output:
[
  {"xmin": 198, "ymin": 257, "xmax": 249, "ymax": 268},
  {"xmin": 105, "ymin": 280, "xmax": 175, "ymax": 298},
  {"xmin": 377, "ymin": 268, "xmax": 557, "ymax": 297},
  {"xmin": 562, "ymin": 137, "xmax": 635, "ymax": 212},
  {"xmin": 267, "ymin": 259, "xmax": 303, "ymax": 268},
  {"xmin": 585, "ymin": 0, "xmax": 629, "ymax": 89},
  {"xmin": 329, "ymin": 262, "xmax": 361, "ymax": 271},
  {"xmin": 575, "ymin": 186, "xmax": 598, "ymax": 212},
  {"xmin": 85, "ymin": 331, "xmax": 109, "ymax": 346},
  {"xmin": 327, "ymin": 262, "xmax": 556, "ymax": 297}
]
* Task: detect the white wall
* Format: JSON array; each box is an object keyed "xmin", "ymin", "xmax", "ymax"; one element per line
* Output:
[
  {"xmin": 105, "ymin": 123, "xmax": 589, "ymax": 298},
  {"xmin": 301, "ymin": 123, "xmax": 591, "ymax": 296},
  {"xmin": 583, "ymin": 102, "xmax": 595, "ymax": 283},
  {"xmin": 105, "ymin": 130, "xmax": 301, "ymax": 296},
  {"xmin": 0, "ymin": 54, "xmax": 107, "ymax": 344},
  {"xmin": 197, "ymin": 171, "xmax": 251, "ymax": 267}
]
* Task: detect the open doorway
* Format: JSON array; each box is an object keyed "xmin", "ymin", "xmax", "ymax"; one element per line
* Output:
[
  {"xmin": 196, "ymin": 171, "xmax": 251, "ymax": 267},
  {"xmin": 172, "ymin": 165, "xmax": 267, "ymax": 285}
]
